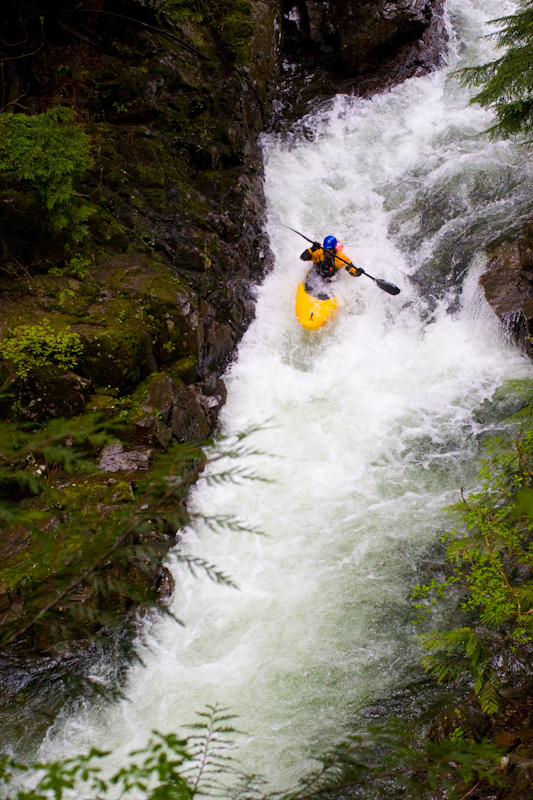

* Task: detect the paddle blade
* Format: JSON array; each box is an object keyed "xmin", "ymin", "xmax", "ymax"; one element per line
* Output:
[{"xmin": 374, "ymin": 278, "xmax": 400, "ymax": 295}]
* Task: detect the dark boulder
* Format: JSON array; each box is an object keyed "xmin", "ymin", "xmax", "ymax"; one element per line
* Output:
[
  {"xmin": 480, "ymin": 228, "xmax": 533, "ymax": 360},
  {"xmin": 279, "ymin": 0, "xmax": 448, "ymax": 116}
]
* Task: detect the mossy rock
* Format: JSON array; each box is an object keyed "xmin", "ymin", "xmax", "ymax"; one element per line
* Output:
[
  {"xmin": 139, "ymin": 275, "xmax": 200, "ymax": 365},
  {"xmin": 40, "ymin": 279, "xmax": 99, "ymax": 317},
  {"xmin": 0, "ymin": 479, "xmax": 134, "ymax": 593},
  {"xmin": 74, "ymin": 319, "xmax": 153, "ymax": 392},
  {"xmin": 84, "ymin": 390, "xmax": 124, "ymax": 418},
  {"xmin": 474, "ymin": 379, "xmax": 533, "ymax": 425},
  {"xmin": 167, "ymin": 354, "xmax": 198, "ymax": 383},
  {"xmin": 120, "ymin": 370, "xmax": 210, "ymax": 446},
  {"xmin": 6, "ymin": 368, "xmax": 93, "ymax": 422}
]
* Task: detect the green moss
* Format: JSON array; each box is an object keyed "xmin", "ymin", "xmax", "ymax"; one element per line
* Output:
[
  {"xmin": 168, "ymin": 355, "xmax": 198, "ymax": 381},
  {"xmin": 76, "ymin": 322, "xmax": 152, "ymax": 391},
  {"xmin": 0, "ymin": 481, "xmax": 133, "ymax": 592},
  {"xmin": 222, "ymin": 1, "xmax": 253, "ymax": 65},
  {"xmin": 85, "ymin": 391, "xmax": 123, "ymax": 414},
  {"xmin": 34, "ymin": 275, "xmax": 99, "ymax": 317},
  {"xmin": 132, "ymin": 164, "xmax": 166, "ymax": 188},
  {"xmin": 57, "ymin": 480, "xmax": 134, "ymax": 508}
]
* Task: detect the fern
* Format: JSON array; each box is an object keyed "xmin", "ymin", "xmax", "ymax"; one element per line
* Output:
[
  {"xmin": 180, "ymin": 705, "xmax": 241, "ymax": 796},
  {"xmin": 478, "ymin": 674, "xmax": 500, "ymax": 715}
]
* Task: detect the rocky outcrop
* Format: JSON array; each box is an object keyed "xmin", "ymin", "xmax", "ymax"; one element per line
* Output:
[
  {"xmin": 0, "ymin": 0, "xmax": 283, "ymax": 650},
  {"xmin": 279, "ymin": 0, "xmax": 447, "ymax": 116},
  {"xmin": 480, "ymin": 225, "xmax": 533, "ymax": 359}
]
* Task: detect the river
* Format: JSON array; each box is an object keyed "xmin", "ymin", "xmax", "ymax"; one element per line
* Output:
[{"xmin": 33, "ymin": 0, "xmax": 533, "ymax": 793}]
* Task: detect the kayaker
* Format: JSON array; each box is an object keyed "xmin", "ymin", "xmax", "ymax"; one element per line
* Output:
[{"xmin": 300, "ymin": 235, "xmax": 363, "ymax": 282}]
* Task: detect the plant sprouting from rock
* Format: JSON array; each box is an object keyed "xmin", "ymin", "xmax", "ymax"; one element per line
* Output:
[
  {"xmin": 0, "ymin": 106, "xmax": 94, "ymax": 231},
  {"xmin": 0, "ymin": 319, "xmax": 84, "ymax": 378}
]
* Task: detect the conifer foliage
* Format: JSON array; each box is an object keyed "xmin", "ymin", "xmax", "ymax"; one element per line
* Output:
[
  {"xmin": 413, "ymin": 420, "xmax": 533, "ymax": 714},
  {"xmin": 458, "ymin": 0, "xmax": 533, "ymax": 139}
]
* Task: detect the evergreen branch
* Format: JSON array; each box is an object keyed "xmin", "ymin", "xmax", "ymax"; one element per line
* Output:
[
  {"xmin": 454, "ymin": 1, "xmax": 533, "ymax": 139},
  {"xmin": 180, "ymin": 706, "xmax": 240, "ymax": 796},
  {"xmin": 188, "ymin": 511, "xmax": 264, "ymax": 537},
  {"xmin": 174, "ymin": 553, "xmax": 239, "ymax": 589}
]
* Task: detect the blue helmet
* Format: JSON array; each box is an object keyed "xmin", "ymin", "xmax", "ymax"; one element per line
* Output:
[{"xmin": 323, "ymin": 235, "xmax": 337, "ymax": 250}]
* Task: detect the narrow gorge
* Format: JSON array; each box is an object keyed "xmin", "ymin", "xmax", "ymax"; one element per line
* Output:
[{"xmin": 1, "ymin": 1, "xmax": 533, "ymax": 798}]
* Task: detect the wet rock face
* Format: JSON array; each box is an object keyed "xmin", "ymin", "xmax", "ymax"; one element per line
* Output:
[
  {"xmin": 280, "ymin": 0, "xmax": 447, "ymax": 108},
  {"xmin": 0, "ymin": 0, "xmax": 280, "ymax": 430},
  {"xmin": 481, "ymin": 227, "xmax": 533, "ymax": 360}
]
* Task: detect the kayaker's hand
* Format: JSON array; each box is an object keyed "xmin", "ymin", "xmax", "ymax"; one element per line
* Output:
[
  {"xmin": 346, "ymin": 264, "xmax": 363, "ymax": 277},
  {"xmin": 311, "ymin": 242, "xmax": 321, "ymax": 251}
]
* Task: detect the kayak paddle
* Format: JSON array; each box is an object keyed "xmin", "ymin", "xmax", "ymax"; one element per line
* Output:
[{"xmin": 282, "ymin": 224, "xmax": 401, "ymax": 296}]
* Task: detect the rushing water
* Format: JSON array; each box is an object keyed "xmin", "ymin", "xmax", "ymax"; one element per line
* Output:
[{"xmin": 31, "ymin": 0, "xmax": 533, "ymax": 792}]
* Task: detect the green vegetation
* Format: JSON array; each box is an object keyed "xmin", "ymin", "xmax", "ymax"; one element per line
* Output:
[
  {"xmin": 222, "ymin": 1, "xmax": 254, "ymax": 65},
  {"xmin": 0, "ymin": 708, "xmax": 507, "ymax": 799},
  {"xmin": 151, "ymin": 0, "xmax": 254, "ymax": 63},
  {"xmin": 458, "ymin": 0, "xmax": 533, "ymax": 139},
  {"xmin": 0, "ymin": 706, "xmax": 239, "ymax": 800},
  {"xmin": 0, "ymin": 319, "xmax": 84, "ymax": 378},
  {"xmin": 0, "ymin": 413, "xmax": 259, "ymax": 650},
  {"xmin": 0, "ymin": 107, "xmax": 94, "ymax": 232},
  {"xmin": 414, "ymin": 396, "xmax": 533, "ymax": 714},
  {"xmin": 153, "ymin": 0, "xmax": 207, "ymax": 25}
]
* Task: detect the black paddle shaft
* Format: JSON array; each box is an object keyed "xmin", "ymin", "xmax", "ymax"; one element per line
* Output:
[{"xmin": 282, "ymin": 224, "xmax": 400, "ymax": 296}]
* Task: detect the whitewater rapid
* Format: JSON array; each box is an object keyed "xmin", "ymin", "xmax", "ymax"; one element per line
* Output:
[{"xmin": 40, "ymin": 0, "xmax": 533, "ymax": 792}]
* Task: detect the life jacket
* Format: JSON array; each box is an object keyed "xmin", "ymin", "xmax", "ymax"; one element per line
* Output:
[
  {"xmin": 310, "ymin": 248, "xmax": 347, "ymax": 280},
  {"xmin": 319, "ymin": 256, "xmax": 336, "ymax": 279}
]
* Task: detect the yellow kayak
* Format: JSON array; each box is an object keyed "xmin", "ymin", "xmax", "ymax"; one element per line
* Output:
[{"xmin": 295, "ymin": 280, "xmax": 338, "ymax": 330}]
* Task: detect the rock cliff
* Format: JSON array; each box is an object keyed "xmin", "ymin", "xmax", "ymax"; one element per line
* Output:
[
  {"xmin": 279, "ymin": 0, "xmax": 447, "ymax": 116},
  {"xmin": 480, "ymin": 224, "xmax": 533, "ymax": 360}
]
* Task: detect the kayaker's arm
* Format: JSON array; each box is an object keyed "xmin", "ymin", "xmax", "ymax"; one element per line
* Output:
[
  {"xmin": 300, "ymin": 242, "xmax": 321, "ymax": 261},
  {"xmin": 346, "ymin": 263, "xmax": 363, "ymax": 277},
  {"xmin": 332, "ymin": 251, "xmax": 362, "ymax": 276}
]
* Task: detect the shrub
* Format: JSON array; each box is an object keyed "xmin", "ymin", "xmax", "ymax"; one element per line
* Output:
[
  {"xmin": 0, "ymin": 106, "xmax": 94, "ymax": 230},
  {"xmin": 0, "ymin": 319, "xmax": 84, "ymax": 378}
]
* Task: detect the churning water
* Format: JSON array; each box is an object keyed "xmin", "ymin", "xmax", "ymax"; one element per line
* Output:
[{"xmin": 37, "ymin": 0, "xmax": 533, "ymax": 792}]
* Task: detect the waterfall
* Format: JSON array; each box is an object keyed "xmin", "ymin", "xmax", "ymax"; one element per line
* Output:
[{"xmin": 37, "ymin": 0, "xmax": 533, "ymax": 792}]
